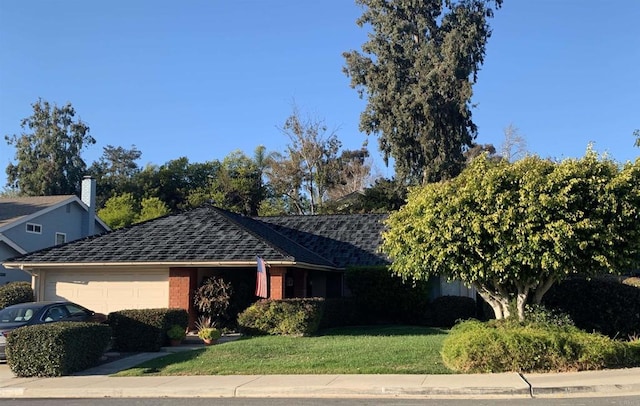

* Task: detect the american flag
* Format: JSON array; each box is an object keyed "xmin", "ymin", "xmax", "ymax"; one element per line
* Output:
[{"xmin": 256, "ymin": 256, "xmax": 268, "ymax": 298}]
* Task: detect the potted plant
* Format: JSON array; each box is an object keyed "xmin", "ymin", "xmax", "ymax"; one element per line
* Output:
[
  {"xmin": 198, "ymin": 327, "xmax": 222, "ymax": 345},
  {"xmin": 167, "ymin": 324, "xmax": 186, "ymax": 346},
  {"xmin": 195, "ymin": 316, "xmax": 221, "ymax": 345}
]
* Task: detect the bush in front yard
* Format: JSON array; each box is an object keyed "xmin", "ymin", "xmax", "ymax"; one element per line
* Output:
[
  {"xmin": 7, "ymin": 322, "xmax": 111, "ymax": 377},
  {"xmin": 429, "ymin": 295, "xmax": 477, "ymax": 328},
  {"xmin": 0, "ymin": 282, "xmax": 34, "ymax": 309},
  {"xmin": 441, "ymin": 320, "xmax": 639, "ymax": 373},
  {"xmin": 543, "ymin": 277, "xmax": 640, "ymax": 339},
  {"xmin": 238, "ymin": 298, "xmax": 324, "ymax": 336},
  {"xmin": 345, "ymin": 266, "xmax": 432, "ymax": 325},
  {"xmin": 107, "ymin": 308, "xmax": 188, "ymax": 351},
  {"xmin": 319, "ymin": 298, "xmax": 360, "ymax": 329}
]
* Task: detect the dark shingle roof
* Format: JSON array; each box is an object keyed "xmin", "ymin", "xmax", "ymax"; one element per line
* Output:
[
  {"xmin": 258, "ymin": 213, "xmax": 389, "ymax": 267},
  {"xmin": 5, "ymin": 206, "xmax": 389, "ymax": 269}
]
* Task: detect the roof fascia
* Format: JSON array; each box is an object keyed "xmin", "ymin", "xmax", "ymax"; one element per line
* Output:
[
  {"xmin": 2, "ymin": 260, "xmax": 343, "ymax": 272},
  {"xmin": 0, "ymin": 235, "xmax": 27, "ymax": 254}
]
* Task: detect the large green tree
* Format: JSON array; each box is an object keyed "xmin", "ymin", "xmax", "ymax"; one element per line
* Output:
[
  {"xmin": 88, "ymin": 144, "xmax": 142, "ymax": 207},
  {"xmin": 5, "ymin": 99, "xmax": 95, "ymax": 195},
  {"xmin": 381, "ymin": 150, "xmax": 640, "ymax": 321},
  {"xmin": 209, "ymin": 150, "xmax": 266, "ymax": 215},
  {"xmin": 343, "ymin": 0, "xmax": 502, "ymax": 185}
]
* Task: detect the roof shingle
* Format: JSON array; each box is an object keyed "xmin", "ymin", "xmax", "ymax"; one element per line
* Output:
[{"xmin": 5, "ymin": 206, "xmax": 389, "ymax": 269}]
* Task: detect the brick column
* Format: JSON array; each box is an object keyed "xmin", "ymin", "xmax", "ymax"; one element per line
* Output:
[
  {"xmin": 169, "ymin": 268, "xmax": 197, "ymax": 329},
  {"xmin": 269, "ymin": 267, "xmax": 286, "ymax": 299}
]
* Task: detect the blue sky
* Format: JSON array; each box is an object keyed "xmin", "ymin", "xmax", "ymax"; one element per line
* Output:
[{"xmin": 1, "ymin": 1, "xmax": 639, "ymax": 189}]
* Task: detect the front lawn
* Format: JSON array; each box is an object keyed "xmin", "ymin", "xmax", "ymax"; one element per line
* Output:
[{"xmin": 115, "ymin": 325, "xmax": 452, "ymax": 376}]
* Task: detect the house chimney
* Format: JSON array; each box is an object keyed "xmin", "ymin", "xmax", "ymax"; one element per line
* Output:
[{"xmin": 81, "ymin": 176, "xmax": 96, "ymax": 235}]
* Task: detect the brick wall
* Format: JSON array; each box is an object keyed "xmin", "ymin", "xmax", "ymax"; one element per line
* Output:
[{"xmin": 169, "ymin": 268, "xmax": 197, "ymax": 329}]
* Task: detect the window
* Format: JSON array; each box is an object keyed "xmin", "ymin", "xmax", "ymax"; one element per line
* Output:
[
  {"xmin": 26, "ymin": 223, "xmax": 42, "ymax": 234},
  {"xmin": 55, "ymin": 232, "xmax": 66, "ymax": 245}
]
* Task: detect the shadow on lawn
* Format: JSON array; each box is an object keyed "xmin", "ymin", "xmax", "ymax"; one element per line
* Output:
[{"xmin": 318, "ymin": 325, "xmax": 449, "ymax": 337}]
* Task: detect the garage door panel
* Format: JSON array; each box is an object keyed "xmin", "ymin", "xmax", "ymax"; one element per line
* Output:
[{"xmin": 42, "ymin": 271, "xmax": 169, "ymax": 315}]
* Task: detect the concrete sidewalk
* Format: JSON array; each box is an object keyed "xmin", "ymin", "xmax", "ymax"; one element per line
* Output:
[{"xmin": 0, "ymin": 341, "xmax": 639, "ymax": 399}]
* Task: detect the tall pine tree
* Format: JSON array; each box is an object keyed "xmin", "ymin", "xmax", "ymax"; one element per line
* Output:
[{"xmin": 344, "ymin": 0, "xmax": 502, "ymax": 185}]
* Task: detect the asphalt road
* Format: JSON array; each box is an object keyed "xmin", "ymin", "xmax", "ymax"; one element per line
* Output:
[{"xmin": 2, "ymin": 397, "xmax": 640, "ymax": 406}]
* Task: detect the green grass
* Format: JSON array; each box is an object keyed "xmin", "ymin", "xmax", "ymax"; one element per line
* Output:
[{"xmin": 115, "ymin": 325, "xmax": 452, "ymax": 376}]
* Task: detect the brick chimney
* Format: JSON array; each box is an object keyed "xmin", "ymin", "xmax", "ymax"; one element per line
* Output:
[{"xmin": 81, "ymin": 176, "xmax": 97, "ymax": 235}]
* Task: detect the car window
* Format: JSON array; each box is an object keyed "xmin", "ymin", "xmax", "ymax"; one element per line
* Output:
[
  {"xmin": 43, "ymin": 306, "xmax": 69, "ymax": 322},
  {"xmin": 0, "ymin": 306, "xmax": 40, "ymax": 323},
  {"xmin": 64, "ymin": 303, "xmax": 88, "ymax": 317}
]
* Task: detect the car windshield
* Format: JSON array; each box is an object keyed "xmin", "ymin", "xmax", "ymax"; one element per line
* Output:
[{"xmin": 0, "ymin": 306, "xmax": 41, "ymax": 323}]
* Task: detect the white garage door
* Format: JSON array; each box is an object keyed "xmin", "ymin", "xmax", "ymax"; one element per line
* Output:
[{"xmin": 42, "ymin": 270, "xmax": 169, "ymax": 315}]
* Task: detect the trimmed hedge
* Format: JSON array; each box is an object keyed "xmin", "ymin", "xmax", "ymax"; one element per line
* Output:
[
  {"xmin": 441, "ymin": 320, "xmax": 639, "ymax": 373},
  {"xmin": 238, "ymin": 298, "xmax": 325, "ymax": 336},
  {"xmin": 345, "ymin": 266, "xmax": 432, "ymax": 325},
  {"xmin": 319, "ymin": 298, "xmax": 360, "ymax": 329},
  {"xmin": 429, "ymin": 295, "xmax": 477, "ymax": 328},
  {"xmin": 543, "ymin": 278, "xmax": 640, "ymax": 339},
  {"xmin": 107, "ymin": 308, "xmax": 188, "ymax": 352},
  {"xmin": 0, "ymin": 282, "xmax": 34, "ymax": 309},
  {"xmin": 6, "ymin": 322, "xmax": 112, "ymax": 377}
]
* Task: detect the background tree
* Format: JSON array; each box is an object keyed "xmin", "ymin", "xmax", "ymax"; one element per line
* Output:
[
  {"xmin": 325, "ymin": 144, "xmax": 373, "ymax": 201},
  {"xmin": 97, "ymin": 193, "xmax": 137, "ymax": 229},
  {"xmin": 382, "ymin": 150, "xmax": 640, "ymax": 321},
  {"xmin": 500, "ymin": 124, "xmax": 527, "ymax": 162},
  {"xmin": 137, "ymin": 197, "xmax": 170, "ymax": 222},
  {"xmin": 263, "ymin": 107, "xmax": 370, "ymax": 214},
  {"xmin": 88, "ymin": 144, "xmax": 142, "ymax": 207},
  {"xmin": 98, "ymin": 193, "xmax": 170, "ymax": 229},
  {"xmin": 343, "ymin": 0, "xmax": 502, "ymax": 185},
  {"xmin": 209, "ymin": 150, "xmax": 266, "ymax": 215},
  {"xmin": 5, "ymin": 99, "xmax": 95, "ymax": 195}
]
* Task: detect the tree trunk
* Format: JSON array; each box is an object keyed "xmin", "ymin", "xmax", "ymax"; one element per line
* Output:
[
  {"xmin": 515, "ymin": 284, "xmax": 530, "ymax": 322},
  {"xmin": 474, "ymin": 283, "xmax": 510, "ymax": 320},
  {"xmin": 532, "ymin": 277, "xmax": 556, "ymax": 305}
]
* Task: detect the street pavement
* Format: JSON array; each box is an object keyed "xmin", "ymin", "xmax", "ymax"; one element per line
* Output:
[{"xmin": 0, "ymin": 336, "xmax": 639, "ymax": 399}]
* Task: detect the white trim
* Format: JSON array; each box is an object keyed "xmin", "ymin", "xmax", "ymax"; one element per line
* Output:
[
  {"xmin": 55, "ymin": 232, "xmax": 67, "ymax": 245},
  {"xmin": 0, "ymin": 234, "xmax": 27, "ymax": 254},
  {"xmin": 26, "ymin": 222, "xmax": 42, "ymax": 234}
]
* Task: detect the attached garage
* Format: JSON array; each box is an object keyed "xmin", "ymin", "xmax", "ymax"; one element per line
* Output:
[{"xmin": 37, "ymin": 269, "xmax": 169, "ymax": 315}]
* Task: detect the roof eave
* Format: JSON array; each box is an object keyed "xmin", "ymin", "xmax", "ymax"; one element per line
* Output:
[{"xmin": 2, "ymin": 260, "xmax": 343, "ymax": 272}]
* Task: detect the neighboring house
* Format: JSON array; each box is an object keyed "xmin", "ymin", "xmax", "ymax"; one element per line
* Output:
[
  {"xmin": 2, "ymin": 204, "xmax": 474, "ymax": 326},
  {"xmin": 0, "ymin": 177, "xmax": 109, "ymax": 284}
]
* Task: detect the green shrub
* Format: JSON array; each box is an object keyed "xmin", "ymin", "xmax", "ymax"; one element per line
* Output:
[
  {"xmin": 6, "ymin": 322, "xmax": 111, "ymax": 377},
  {"xmin": 319, "ymin": 298, "xmax": 360, "ymax": 329},
  {"xmin": 441, "ymin": 320, "xmax": 637, "ymax": 373},
  {"xmin": 429, "ymin": 296, "xmax": 477, "ymax": 328},
  {"xmin": 521, "ymin": 304, "xmax": 575, "ymax": 328},
  {"xmin": 345, "ymin": 266, "xmax": 432, "ymax": 325},
  {"xmin": 543, "ymin": 277, "xmax": 640, "ymax": 339},
  {"xmin": 107, "ymin": 308, "xmax": 188, "ymax": 351},
  {"xmin": 167, "ymin": 324, "xmax": 186, "ymax": 341},
  {"xmin": 0, "ymin": 282, "xmax": 34, "ymax": 309},
  {"xmin": 238, "ymin": 298, "xmax": 325, "ymax": 336}
]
